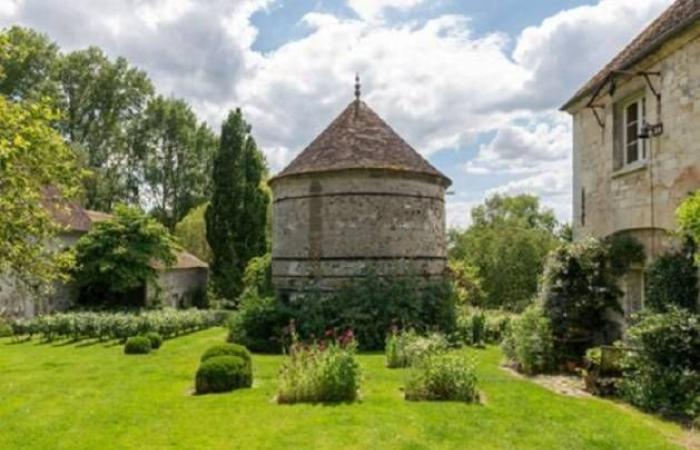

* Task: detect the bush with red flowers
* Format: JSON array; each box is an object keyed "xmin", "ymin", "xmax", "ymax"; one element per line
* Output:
[{"xmin": 277, "ymin": 324, "xmax": 361, "ymax": 404}]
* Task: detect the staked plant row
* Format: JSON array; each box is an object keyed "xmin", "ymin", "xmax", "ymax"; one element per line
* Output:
[{"xmin": 10, "ymin": 308, "xmax": 226, "ymax": 342}]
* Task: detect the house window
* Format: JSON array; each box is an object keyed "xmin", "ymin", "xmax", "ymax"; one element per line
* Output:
[
  {"xmin": 622, "ymin": 96, "xmax": 647, "ymax": 166},
  {"xmin": 580, "ymin": 187, "xmax": 586, "ymax": 226}
]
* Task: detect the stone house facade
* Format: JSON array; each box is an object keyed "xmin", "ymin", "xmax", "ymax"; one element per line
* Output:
[
  {"xmin": 562, "ymin": 0, "xmax": 700, "ymax": 317},
  {"xmin": 0, "ymin": 200, "xmax": 208, "ymax": 318},
  {"xmin": 269, "ymin": 84, "xmax": 451, "ymax": 297}
]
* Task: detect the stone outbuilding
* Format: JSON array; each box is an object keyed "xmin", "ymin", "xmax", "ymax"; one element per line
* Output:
[
  {"xmin": 561, "ymin": 0, "xmax": 700, "ymax": 317},
  {"xmin": 269, "ymin": 82, "xmax": 452, "ymax": 297},
  {"xmin": 0, "ymin": 196, "xmax": 208, "ymax": 318}
]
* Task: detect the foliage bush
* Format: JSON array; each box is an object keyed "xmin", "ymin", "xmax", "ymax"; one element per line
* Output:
[
  {"xmin": 448, "ymin": 260, "xmax": 485, "ymax": 307},
  {"xmin": 277, "ymin": 330, "xmax": 360, "ymax": 404},
  {"xmin": 145, "ymin": 332, "xmax": 163, "ymax": 349},
  {"xmin": 385, "ymin": 330, "xmax": 449, "ymax": 368},
  {"xmin": 72, "ymin": 204, "xmax": 178, "ymax": 307},
  {"xmin": 539, "ymin": 238, "xmax": 627, "ymax": 363},
  {"xmin": 448, "ymin": 194, "xmax": 560, "ymax": 311},
  {"xmin": 404, "ymin": 353, "xmax": 479, "ymax": 402},
  {"xmin": 456, "ymin": 309, "xmax": 512, "ymax": 346},
  {"xmin": 201, "ymin": 343, "xmax": 251, "ymax": 365},
  {"xmin": 0, "ymin": 319, "xmax": 12, "ymax": 337},
  {"xmin": 620, "ymin": 307, "xmax": 700, "ymax": 419},
  {"xmin": 501, "ymin": 306, "xmax": 554, "ymax": 375},
  {"xmin": 11, "ymin": 308, "xmax": 223, "ymax": 342},
  {"xmin": 124, "ymin": 335, "xmax": 152, "ymax": 354},
  {"xmin": 296, "ymin": 272, "xmax": 456, "ymax": 351},
  {"xmin": 228, "ymin": 271, "xmax": 456, "ymax": 352},
  {"xmin": 195, "ymin": 355, "xmax": 252, "ymax": 394},
  {"xmin": 677, "ymin": 191, "xmax": 700, "ymax": 253},
  {"xmin": 227, "ymin": 290, "xmax": 287, "ymax": 353},
  {"xmin": 645, "ymin": 240, "xmax": 699, "ymax": 313}
]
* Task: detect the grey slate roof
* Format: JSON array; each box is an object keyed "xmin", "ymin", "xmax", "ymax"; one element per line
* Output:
[
  {"xmin": 271, "ymin": 100, "xmax": 451, "ymax": 186},
  {"xmin": 562, "ymin": 0, "xmax": 700, "ymax": 110}
]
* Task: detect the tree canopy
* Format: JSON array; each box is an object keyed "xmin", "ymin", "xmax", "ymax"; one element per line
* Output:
[
  {"xmin": 73, "ymin": 204, "xmax": 178, "ymax": 306},
  {"xmin": 448, "ymin": 194, "xmax": 561, "ymax": 311},
  {"xmin": 206, "ymin": 109, "xmax": 269, "ymax": 301},
  {"xmin": 0, "ymin": 96, "xmax": 82, "ymax": 287}
]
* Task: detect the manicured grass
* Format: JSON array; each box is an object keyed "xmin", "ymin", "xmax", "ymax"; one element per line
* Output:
[{"xmin": 0, "ymin": 328, "xmax": 690, "ymax": 449}]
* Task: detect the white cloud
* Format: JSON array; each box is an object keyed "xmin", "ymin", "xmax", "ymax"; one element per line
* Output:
[
  {"xmin": 464, "ymin": 112, "xmax": 571, "ymax": 175},
  {"xmin": 346, "ymin": 0, "xmax": 427, "ymax": 21},
  {"xmin": 0, "ymin": 0, "xmax": 674, "ymax": 223},
  {"xmin": 507, "ymin": 0, "xmax": 672, "ymax": 109}
]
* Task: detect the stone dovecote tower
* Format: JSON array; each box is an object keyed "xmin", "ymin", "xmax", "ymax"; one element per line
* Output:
[{"xmin": 269, "ymin": 83, "xmax": 452, "ymax": 297}]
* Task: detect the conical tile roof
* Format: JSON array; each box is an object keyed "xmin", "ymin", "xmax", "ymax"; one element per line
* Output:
[{"xmin": 271, "ymin": 100, "xmax": 451, "ymax": 186}]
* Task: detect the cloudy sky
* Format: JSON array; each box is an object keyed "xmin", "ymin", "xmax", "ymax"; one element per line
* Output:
[{"xmin": 0, "ymin": 0, "xmax": 673, "ymax": 227}]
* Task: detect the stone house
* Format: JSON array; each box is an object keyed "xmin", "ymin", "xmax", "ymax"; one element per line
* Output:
[
  {"xmin": 0, "ymin": 197, "xmax": 208, "ymax": 318},
  {"xmin": 269, "ymin": 79, "xmax": 451, "ymax": 298},
  {"xmin": 561, "ymin": 0, "xmax": 700, "ymax": 317}
]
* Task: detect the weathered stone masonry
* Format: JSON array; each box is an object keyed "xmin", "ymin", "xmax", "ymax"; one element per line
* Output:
[{"xmin": 269, "ymin": 97, "xmax": 451, "ymax": 295}]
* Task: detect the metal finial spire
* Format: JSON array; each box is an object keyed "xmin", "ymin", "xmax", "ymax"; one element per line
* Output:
[{"xmin": 354, "ymin": 73, "xmax": 361, "ymax": 101}]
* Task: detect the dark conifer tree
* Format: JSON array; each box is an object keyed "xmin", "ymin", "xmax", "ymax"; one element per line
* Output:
[{"xmin": 206, "ymin": 109, "xmax": 269, "ymax": 301}]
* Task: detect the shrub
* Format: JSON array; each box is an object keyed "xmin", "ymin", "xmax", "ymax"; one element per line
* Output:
[
  {"xmin": 457, "ymin": 309, "xmax": 513, "ymax": 346},
  {"xmin": 195, "ymin": 355, "xmax": 252, "ymax": 394},
  {"xmin": 677, "ymin": 191, "xmax": 700, "ymax": 251},
  {"xmin": 385, "ymin": 330, "xmax": 449, "ymax": 368},
  {"xmin": 145, "ymin": 332, "xmax": 163, "ymax": 349},
  {"xmin": 277, "ymin": 331, "xmax": 360, "ymax": 404},
  {"xmin": 620, "ymin": 307, "xmax": 700, "ymax": 419},
  {"xmin": 227, "ymin": 290, "xmax": 288, "ymax": 353},
  {"xmin": 201, "ymin": 343, "xmax": 251, "ymax": 365},
  {"xmin": 124, "ymin": 335, "xmax": 152, "ymax": 354},
  {"xmin": 11, "ymin": 308, "xmax": 222, "ymax": 342},
  {"xmin": 404, "ymin": 353, "xmax": 479, "ymax": 402},
  {"xmin": 501, "ymin": 306, "xmax": 554, "ymax": 375},
  {"xmin": 645, "ymin": 240, "xmax": 698, "ymax": 313},
  {"xmin": 296, "ymin": 271, "xmax": 456, "ymax": 351},
  {"xmin": 228, "ymin": 270, "xmax": 457, "ymax": 352},
  {"xmin": 0, "ymin": 319, "xmax": 12, "ymax": 337},
  {"xmin": 582, "ymin": 346, "xmax": 624, "ymax": 397},
  {"xmin": 540, "ymin": 238, "xmax": 625, "ymax": 363}
]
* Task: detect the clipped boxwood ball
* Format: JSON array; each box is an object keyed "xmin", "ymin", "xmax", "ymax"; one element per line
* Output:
[
  {"xmin": 145, "ymin": 332, "xmax": 163, "ymax": 349},
  {"xmin": 201, "ymin": 343, "xmax": 251, "ymax": 364},
  {"xmin": 195, "ymin": 355, "xmax": 252, "ymax": 394},
  {"xmin": 124, "ymin": 336, "xmax": 152, "ymax": 354}
]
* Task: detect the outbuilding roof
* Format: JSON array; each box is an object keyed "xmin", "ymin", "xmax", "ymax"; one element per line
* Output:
[
  {"xmin": 561, "ymin": 0, "xmax": 700, "ymax": 110},
  {"xmin": 271, "ymin": 99, "xmax": 451, "ymax": 186}
]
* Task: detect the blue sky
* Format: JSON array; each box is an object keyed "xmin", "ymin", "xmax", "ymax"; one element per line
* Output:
[{"xmin": 0, "ymin": 0, "xmax": 673, "ymax": 227}]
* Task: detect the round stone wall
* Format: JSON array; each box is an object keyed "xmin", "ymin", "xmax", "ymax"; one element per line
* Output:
[{"xmin": 269, "ymin": 169, "xmax": 448, "ymax": 293}]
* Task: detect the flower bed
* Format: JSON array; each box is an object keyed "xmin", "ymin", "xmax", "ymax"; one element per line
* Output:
[{"xmin": 277, "ymin": 328, "xmax": 360, "ymax": 404}]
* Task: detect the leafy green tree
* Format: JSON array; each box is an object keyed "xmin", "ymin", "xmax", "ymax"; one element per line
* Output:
[
  {"xmin": 0, "ymin": 26, "xmax": 60, "ymax": 102},
  {"xmin": 677, "ymin": 191, "xmax": 700, "ymax": 252},
  {"xmin": 539, "ymin": 238, "xmax": 623, "ymax": 362},
  {"xmin": 206, "ymin": 109, "xmax": 269, "ymax": 301},
  {"xmin": 73, "ymin": 204, "xmax": 177, "ymax": 306},
  {"xmin": 0, "ymin": 96, "xmax": 82, "ymax": 286},
  {"xmin": 57, "ymin": 47, "xmax": 154, "ymax": 210},
  {"xmin": 140, "ymin": 96, "xmax": 217, "ymax": 229},
  {"xmin": 448, "ymin": 194, "xmax": 559, "ymax": 311},
  {"xmin": 175, "ymin": 203, "xmax": 212, "ymax": 263}
]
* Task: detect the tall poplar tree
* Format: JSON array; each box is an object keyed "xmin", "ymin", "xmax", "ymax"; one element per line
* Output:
[{"xmin": 206, "ymin": 109, "xmax": 268, "ymax": 301}]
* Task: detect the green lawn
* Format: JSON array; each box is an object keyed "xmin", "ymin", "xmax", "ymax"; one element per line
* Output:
[{"xmin": 0, "ymin": 328, "xmax": 691, "ymax": 449}]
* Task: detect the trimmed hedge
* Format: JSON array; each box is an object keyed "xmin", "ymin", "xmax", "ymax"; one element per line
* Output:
[
  {"xmin": 145, "ymin": 332, "xmax": 163, "ymax": 349},
  {"xmin": 124, "ymin": 336, "xmax": 152, "ymax": 354},
  {"xmin": 195, "ymin": 355, "xmax": 252, "ymax": 394},
  {"xmin": 201, "ymin": 343, "xmax": 251, "ymax": 364}
]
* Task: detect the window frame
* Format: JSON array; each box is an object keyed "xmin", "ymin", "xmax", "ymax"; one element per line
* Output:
[{"xmin": 621, "ymin": 95, "xmax": 647, "ymax": 167}]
